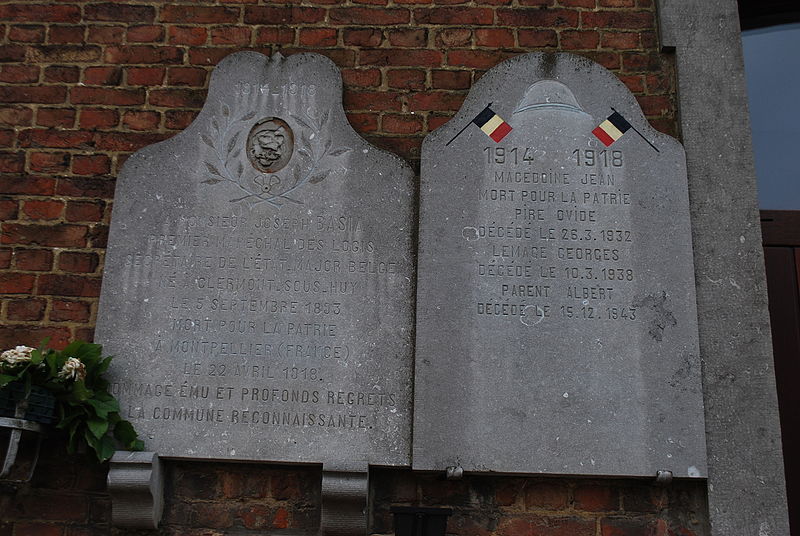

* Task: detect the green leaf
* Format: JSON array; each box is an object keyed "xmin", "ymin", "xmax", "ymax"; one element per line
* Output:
[
  {"xmin": 86, "ymin": 397, "xmax": 119, "ymax": 418},
  {"xmin": 71, "ymin": 381, "xmax": 93, "ymax": 402},
  {"xmin": 0, "ymin": 374, "xmax": 17, "ymax": 387},
  {"xmin": 113, "ymin": 420, "xmax": 138, "ymax": 445},
  {"xmin": 87, "ymin": 417, "xmax": 109, "ymax": 439},
  {"xmin": 30, "ymin": 349, "xmax": 43, "ymax": 365}
]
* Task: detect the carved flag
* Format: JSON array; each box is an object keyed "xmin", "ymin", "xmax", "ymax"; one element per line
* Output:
[
  {"xmin": 592, "ymin": 111, "xmax": 632, "ymax": 147},
  {"xmin": 472, "ymin": 105, "xmax": 512, "ymax": 142}
]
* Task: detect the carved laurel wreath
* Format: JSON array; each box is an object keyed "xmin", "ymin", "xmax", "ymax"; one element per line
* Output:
[{"xmin": 201, "ymin": 104, "xmax": 351, "ymax": 208}]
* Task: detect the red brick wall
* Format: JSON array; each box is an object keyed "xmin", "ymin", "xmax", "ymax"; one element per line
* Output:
[{"xmin": 0, "ymin": 1, "xmax": 699, "ymax": 535}]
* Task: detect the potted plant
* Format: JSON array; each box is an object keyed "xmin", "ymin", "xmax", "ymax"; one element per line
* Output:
[{"xmin": 0, "ymin": 341, "xmax": 142, "ymax": 463}]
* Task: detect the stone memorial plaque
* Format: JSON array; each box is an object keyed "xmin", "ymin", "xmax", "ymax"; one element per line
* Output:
[
  {"xmin": 413, "ymin": 53, "xmax": 707, "ymax": 477},
  {"xmin": 96, "ymin": 52, "xmax": 414, "ymax": 467}
]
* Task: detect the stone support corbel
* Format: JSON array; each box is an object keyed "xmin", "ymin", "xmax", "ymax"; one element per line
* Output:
[
  {"xmin": 320, "ymin": 462, "xmax": 369, "ymax": 536},
  {"xmin": 107, "ymin": 451, "xmax": 164, "ymax": 529}
]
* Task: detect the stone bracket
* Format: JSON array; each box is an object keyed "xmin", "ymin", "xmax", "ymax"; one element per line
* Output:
[
  {"xmin": 320, "ymin": 462, "xmax": 369, "ymax": 536},
  {"xmin": 107, "ymin": 451, "xmax": 164, "ymax": 529}
]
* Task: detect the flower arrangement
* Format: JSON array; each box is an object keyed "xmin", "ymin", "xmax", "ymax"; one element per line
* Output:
[{"xmin": 0, "ymin": 341, "xmax": 143, "ymax": 462}]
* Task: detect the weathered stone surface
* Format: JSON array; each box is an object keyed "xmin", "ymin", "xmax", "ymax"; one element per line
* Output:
[
  {"xmin": 96, "ymin": 52, "xmax": 414, "ymax": 467},
  {"xmin": 413, "ymin": 52, "xmax": 706, "ymax": 477}
]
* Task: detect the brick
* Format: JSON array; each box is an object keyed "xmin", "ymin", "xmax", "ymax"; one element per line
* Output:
[
  {"xmin": 104, "ymin": 46, "xmax": 183, "ymax": 65},
  {"xmin": 343, "ymin": 28, "xmax": 382, "ymax": 47},
  {"xmin": 11, "ymin": 522, "xmax": 62, "ymax": 536},
  {"xmin": 0, "ymin": 199, "xmax": 19, "ymax": 220},
  {"xmin": 0, "ymin": 326, "xmax": 70, "ymax": 350},
  {"xmin": 646, "ymin": 73, "xmax": 672, "ymax": 94},
  {"xmin": 79, "ymin": 109, "xmax": 119, "ymax": 130},
  {"xmin": 346, "ymin": 112, "xmax": 379, "ymax": 133},
  {"xmin": 8, "ymin": 25, "xmax": 45, "ymax": 43},
  {"xmin": 581, "ymin": 50, "xmax": 621, "ymax": 70},
  {"xmin": 432, "ymin": 69, "xmax": 470, "ymax": 89},
  {"xmin": 211, "ymin": 26, "xmax": 252, "ymax": 46},
  {"xmin": 387, "ymin": 69, "xmax": 426, "ymax": 90},
  {"xmin": 28, "ymin": 45, "xmax": 101, "ymax": 63},
  {"xmin": 360, "ymin": 49, "xmax": 442, "ymax": 67},
  {"xmin": 620, "ymin": 74, "xmax": 645, "ymax": 93},
  {"xmin": 160, "ymin": 5, "xmax": 239, "ymax": 23},
  {"xmin": 277, "ymin": 48, "xmax": 356, "ymax": 68},
  {"xmin": 519, "ymin": 0, "xmax": 556, "ymax": 4},
  {"xmin": 0, "ymin": 65, "xmax": 40, "ymax": 84},
  {"xmin": 58, "ymin": 251, "xmax": 99, "ymax": 274},
  {"xmin": 560, "ymin": 0, "xmax": 595, "ymax": 5},
  {"xmin": 497, "ymin": 8, "xmax": 578, "ymax": 26},
  {"xmin": 574, "ymin": 485, "xmax": 620, "ymax": 511},
  {"xmin": 524, "ymin": 482, "xmax": 569, "ymax": 509},
  {"xmin": 14, "ymin": 248, "xmax": 53, "ymax": 270},
  {"xmin": 245, "ymin": 6, "xmax": 327, "ymax": 24},
  {"xmin": 435, "ymin": 28, "xmax": 472, "ymax": 48},
  {"xmin": 22, "ymin": 199, "xmax": 64, "ymax": 220},
  {"xmin": 87, "ymin": 25, "xmax": 125, "ymax": 44},
  {"xmin": 0, "ymin": 5, "xmax": 81, "ymax": 23},
  {"xmin": 0, "ymin": 248, "xmax": 11, "ymax": 268},
  {"xmin": 165, "ymin": 110, "xmax": 197, "ymax": 130},
  {"xmin": 532, "ymin": 517, "xmax": 595, "ymax": 536},
  {"xmin": 50, "ymin": 299, "xmax": 92, "ymax": 322},
  {"xmin": 93, "ymin": 132, "xmax": 169, "ymax": 152},
  {"xmin": 0, "ymin": 45, "xmax": 27, "ymax": 62},
  {"xmin": 38, "ymin": 274, "xmax": 102, "ymax": 297},
  {"xmin": 29, "ymin": 152, "xmax": 70, "ymax": 173},
  {"xmin": 330, "ymin": 7, "xmax": 410, "ymax": 24},
  {"xmin": 0, "ymin": 105, "xmax": 33, "ymax": 126},
  {"xmin": 7, "ymin": 298, "xmax": 47, "ymax": 321},
  {"xmin": 44, "ymin": 66, "xmax": 79, "ymax": 84},
  {"xmin": 188, "ymin": 48, "xmax": 232, "ymax": 66},
  {"xmin": 65, "ymin": 200, "xmax": 105, "ymax": 222},
  {"xmin": 448, "ymin": 49, "xmax": 515, "ymax": 69},
  {"xmin": 601, "ymin": 31, "xmax": 641, "ymax": 49},
  {"xmin": 255, "ymin": 28, "xmax": 295, "ymax": 45},
  {"xmin": 2, "ymin": 223, "xmax": 87, "ymax": 248},
  {"xmin": 415, "ymin": 7, "xmax": 493, "ymax": 25},
  {"xmin": 299, "ymin": 28, "xmax": 337, "ymax": 47},
  {"xmin": 167, "ymin": 67, "xmax": 208, "ymax": 87},
  {"xmin": 0, "ymin": 176, "xmax": 55, "ymax": 196},
  {"xmin": 71, "ymin": 87, "xmax": 145, "ymax": 106},
  {"xmin": 582, "ymin": 10, "xmax": 654, "ymax": 29},
  {"xmin": 343, "ymin": 90, "xmax": 402, "ymax": 111},
  {"xmin": 0, "ymin": 86, "xmax": 67, "ymax": 104},
  {"xmin": 85, "ymin": 3, "xmax": 155, "ymax": 23},
  {"xmin": 70, "ymin": 155, "xmax": 109, "ymax": 177},
  {"xmin": 35, "ymin": 108, "xmax": 75, "ymax": 128},
  {"xmin": 0, "ymin": 272, "xmax": 35, "ymax": 293},
  {"xmin": 126, "ymin": 67, "xmax": 166, "ymax": 86},
  {"xmin": 636, "ymin": 95, "xmax": 671, "ymax": 116},
  {"xmin": 476, "ymin": 28, "xmax": 515, "ymax": 47},
  {"xmin": 561, "ymin": 29, "xmax": 600, "ymax": 49},
  {"xmin": 127, "ymin": 25, "xmax": 164, "ymax": 43},
  {"xmin": 18, "ymin": 129, "xmax": 93, "ymax": 149},
  {"xmin": 149, "ymin": 89, "xmax": 206, "ymax": 108},
  {"xmin": 622, "ymin": 52, "xmax": 662, "ymax": 72},
  {"xmin": 408, "ymin": 91, "xmax": 464, "ymax": 111},
  {"xmin": 601, "ymin": 517, "xmax": 660, "ymax": 536},
  {"xmin": 382, "ymin": 114, "xmax": 423, "ymax": 134},
  {"xmin": 0, "ymin": 131, "xmax": 14, "ymax": 148},
  {"xmin": 0, "ymin": 152, "xmax": 24, "ymax": 173},
  {"xmin": 48, "ymin": 25, "xmax": 85, "ymax": 44},
  {"xmin": 388, "ymin": 28, "xmax": 427, "ymax": 47},
  {"xmin": 168, "ymin": 26, "xmax": 209, "ymax": 46},
  {"xmin": 83, "ymin": 66, "xmax": 122, "ymax": 86},
  {"xmin": 56, "ymin": 177, "xmax": 116, "ymax": 198},
  {"xmin": 341, "ymin": 68, "xmax": 381, "ymax": 88},
  {"xmin": 123, "ymin": 111, "xmax": 161, "ymax": 131}
]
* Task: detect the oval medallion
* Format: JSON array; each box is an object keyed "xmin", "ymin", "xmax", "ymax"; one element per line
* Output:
[{"xmin": 246, "ymin": 117, "xmax": 294, "ymax": 173}]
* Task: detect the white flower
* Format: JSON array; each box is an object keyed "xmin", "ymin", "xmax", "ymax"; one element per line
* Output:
[
  {"xmin": 0, "ymin": 345, "xmax": 34, "ymax": 367},
  {"xmin": 58, "ymin": 357, "xmax": 86, "ymax": 382}
]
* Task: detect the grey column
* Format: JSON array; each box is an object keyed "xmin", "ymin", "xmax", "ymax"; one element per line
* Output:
[{"xmin": 655, "ymin": 1, "xmax": 789, "ymax": 534}]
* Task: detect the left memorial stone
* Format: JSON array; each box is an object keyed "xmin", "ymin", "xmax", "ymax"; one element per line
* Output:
[{"xmin": 95, "ymin": 52, "xmax": 415, "ymax": 468}]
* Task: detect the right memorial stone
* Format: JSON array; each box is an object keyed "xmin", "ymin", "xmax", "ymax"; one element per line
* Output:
[{"xmin": 414, "ymin": 53, "xmax": 707, "ymax": 478}]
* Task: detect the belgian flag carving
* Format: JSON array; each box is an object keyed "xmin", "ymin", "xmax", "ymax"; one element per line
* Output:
[
  {"xmin": 472, "ymin": 105, "xmax": 513, "ymax": 142},
  {"xmin": 592, "ymin": 111, "xmax": 632, "ymax": 147}
]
